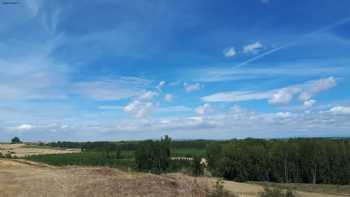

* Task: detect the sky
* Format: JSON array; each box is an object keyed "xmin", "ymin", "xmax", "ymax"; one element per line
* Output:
[{"xmin": 0, "ymin": 0, "xmax": 350, "ymax": 141}]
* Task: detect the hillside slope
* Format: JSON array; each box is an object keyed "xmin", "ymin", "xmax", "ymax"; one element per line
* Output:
[{"xmin": 0, "ymin": 159, "xmax": 344, "ymax": 197}]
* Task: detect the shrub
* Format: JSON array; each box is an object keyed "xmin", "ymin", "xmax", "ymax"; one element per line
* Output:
[
  {"xmin": 259, "ymin": 187, "xmax": 296, "ymax": 197},
  {"xmin": 207, "ymin": 180, "xmax": 238, "ymax": 197},
  {"xmin": 192, "ymin": 156, "xmax": 204, "ymax": 176},
  {"xmin": 5, "ymin": 152, "xmax": 12, "ymax": 159}
]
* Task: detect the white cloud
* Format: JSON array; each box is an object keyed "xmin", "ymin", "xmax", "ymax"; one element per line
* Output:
[
  {"xmin": 184, "ymin": 82, "xmax": 201, "ymax": 92},
  {"xmin": 243, "ymin": 41, "xmax": 263, "ymax": 54},
  {"xmin": 75, "ymin": 77, "xmax": 150, "ymax": 101},
  {"xmin": 114, "ymin": 105, "xmax": 350, "ymax": 138},
  {"xmin": 268, "ymin": 87, "xmax": 300, "ymax": 105},
  {"xmin": 329, "ymin": 106, "xmax": 350, "ymax": 114},
  {"xmin": 223, "ymin": 47, "xmax": 237, "ymax": 57},
  {"xmin": 3, "ymin": 104, "xmax": 350, "ymax": 140},
  {"xmin": 156, "ymin": 81, "xmax": 166, "ymax": 90},
  {"xmin": 139, "ymin": 91, "xmax": 159, "ymax": 100},
  {"xmin": 275, "ymin": 112, "xmax": 292, "ymax": 118},
  {"xmin": 16, "ymin": 124, "xmax": 33, "ymax": 131},
  {"xmin": 303, "ymin": 99, "xmax": 316, "ymax": 108},
  {"xmin": 190, "ymin": 64, "xmax": 346, "ymax": 83},
  {"xmin": 195, "ymin": 103, "xmax": 213, "ymax": 115},
  {"xmin": 202, "ymin": 77, "xmax": 337, "ymax": 106},
  {"xmin": 202, "ymin": 91, "xmax": 271, "ymax": 102},
  {"xmin": 123, "ymin": 100, "xmax": 156, "ymax": 117},
  {"xmin": 298, "ymin": 77, "xmax": 336, "ymax": 101},
  {"xmin": 164, "ymin": 94, "xmax": 173, "ymax": 102}
]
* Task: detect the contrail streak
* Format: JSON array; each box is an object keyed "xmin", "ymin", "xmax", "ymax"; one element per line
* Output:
[{"xmin": 234, "ymin": 16, "xmax": 350, "ymax": 68}]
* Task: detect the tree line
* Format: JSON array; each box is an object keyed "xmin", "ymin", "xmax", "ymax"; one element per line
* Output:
[
  {"xmin": 40, "ymin": 137, "xmax": 350, "ymax": 185},
  {"xmin": 207, "ymin": 138, "xmax": 350, "ymax": 185}
]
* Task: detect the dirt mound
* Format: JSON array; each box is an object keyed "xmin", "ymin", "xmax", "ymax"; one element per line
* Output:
[
  {"xmin": 72, "ymin": 173, "xmax": 206, "ymax": 197},
  {"xmin": 0, "ymin": 159, "xmax": 207, "ymax": 197}
]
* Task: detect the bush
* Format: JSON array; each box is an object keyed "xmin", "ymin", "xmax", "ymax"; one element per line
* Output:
[
  {"xmin": 259, "ymin": 187, "xmax": 296, "ymax": 197},
  {"xmin": 207, "ymin": 180, "xmax": 238, "ymax": 197},
  {"xmin": 11, "ymin": 137, "xmax": 22, "ymax": 144},
  {"xmin": 5, "ymin": 152, "xmax": 12, "ymax": 159},
  {"xmin": 192, "ymin": 156, "xmax": 204, "ymax": 176}
]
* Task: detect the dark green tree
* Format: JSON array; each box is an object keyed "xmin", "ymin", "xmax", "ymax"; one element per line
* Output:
[
  {"xmin": 135, "ymin": 136, "xmax": 172, "ymax": 173},
  {"xmin": 11, "ymin": 137, "xmax": 22, "ymax": 144}
]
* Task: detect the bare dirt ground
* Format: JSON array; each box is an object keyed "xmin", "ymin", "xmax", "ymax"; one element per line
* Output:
[
  {"xmin": 0, "ymin": 143, "xmax": 80, "ymax": 157},
  {"xmin": 0, "ymin": 159, "xmax": 345, "ymax": 197}
]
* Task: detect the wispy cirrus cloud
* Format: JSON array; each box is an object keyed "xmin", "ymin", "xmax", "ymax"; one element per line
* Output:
[
  {"xmin": 202, "ymin": 77, "xmax": 337, "ymax": 106},
  {"xmin": 74, "ymin": 77, "xmax": 151, "ymax": 101},
  {"xmin": 0, "ymin": 50, "xmax": 69, "ymax": 101},
  {"xmin": 184, "ymin": 82, "xmax": 202, "ymax": 92},
  {"xmin": 329, "ymin": 106, "xmax": 350, "ymax": 114},
  {"xmin": 189, "ymin": 63, "xmax": 347, "ymax": 82}
]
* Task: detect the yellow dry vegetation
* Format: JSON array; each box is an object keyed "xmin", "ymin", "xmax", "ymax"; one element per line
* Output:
[
  {"xmin": 0, "ymin": 159, "xmax": 345, "ymax": 197},
  {"xmin": 0, "ymin": 143, "xmax": 80, "ymax": 157}
]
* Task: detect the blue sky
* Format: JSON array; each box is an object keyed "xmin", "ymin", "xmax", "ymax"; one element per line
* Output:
[{"xmin": 0, "ymin": 0, "xmax": 350, "ymax": 141}]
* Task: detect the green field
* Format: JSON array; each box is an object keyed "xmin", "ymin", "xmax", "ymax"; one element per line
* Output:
[
  {"xmin": 26, "ymin": 152, "xmax": 135, "ymax": 170},
  {"xmin": 172, "ymin": 148, "xmax": 206, "ymax": 157},
  {"xmin": 25, "ymin": 149, "xmax": 194, "ymax": 172}
]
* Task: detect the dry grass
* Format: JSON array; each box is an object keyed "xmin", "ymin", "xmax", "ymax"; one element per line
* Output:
[
  {"xmin": 0, "ymin": 143, "xmax": 80, "ymax": 157},
  {"xmin": 0, "ymin": 159, "xmax": 208, "ymax": 197},
  {"xmin": 0, "ymin": 159, "xmax": 345, "ymax": 197}
]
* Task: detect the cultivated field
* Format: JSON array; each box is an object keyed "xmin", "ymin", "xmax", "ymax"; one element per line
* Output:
[
  {"xmin": 0, "ymin": 159, "xmax": 344, "ymax": 197},
  {"xmin": 0, "ymin": 143, "xmax": 80, "ymax": 157}
]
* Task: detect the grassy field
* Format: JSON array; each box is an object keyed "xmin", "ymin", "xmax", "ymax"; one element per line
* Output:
[
  {"xmin": 172, "ymin": 148, "xmax": 206, "ymax": 157},
  {"xmin": 25, "ymin": 151, "xmax": 194, "ymax": 173},
  {"xmin": 25, "ymin": 152, "xmax": 135, "ymax": 170}
]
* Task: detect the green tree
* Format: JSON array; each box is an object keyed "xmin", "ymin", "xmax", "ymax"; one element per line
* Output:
[
  {"xmin": 11, "ymin": 137, "xmax": 22, "ymax": 144},
  {"xmin": 135, "ymin": 135, "xmax": 172, "ymax": 173},
  {"xmin": 207, "ymin": 143, "xmax": 223, "ymax": 176}
]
